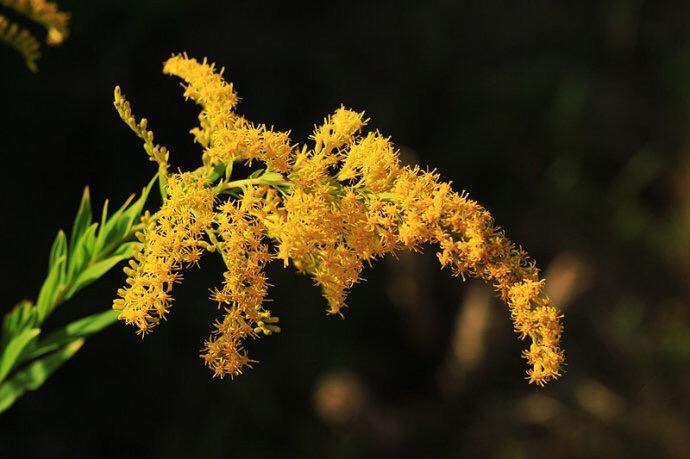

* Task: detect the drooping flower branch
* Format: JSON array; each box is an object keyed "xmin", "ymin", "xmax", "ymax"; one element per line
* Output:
[{"xmin": 113, "ymin": 53, "xmax": 565, "ymax": 385}]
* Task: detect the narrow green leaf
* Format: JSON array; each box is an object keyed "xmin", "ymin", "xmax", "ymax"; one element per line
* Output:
[
  {"xmin": 82, "ymin": 222, "xmax": 99, "ymax": 260},
  {"xmin": 0, "ymin": 339, "xmax": 83, "ymax": 414},
  {"xmin": 69, "ymin": 187, "xmax": 93, "ymax": 257},
  {"xmin": 0, "ymin": 301, "xmax": 36, "ymax": 350},
  {"xmin": 94, "ymin": 194, "xmax": 135, "ymax": 254},
  {"xmin": 249, "ymin": 168, "xmax": 266, "ymax": 178},
  {"xmin": 157, "ymin": 171, "xmax": 168, "ymax": 201},
  {"xmin": 67, "ymin": 223, "xmax": 98, "ymax": 280},
  {"xmin": 96, "ymin": 176, "xmax": 155, "ymax": 255},
  {"xmin": 48, "ymin": 230, "xmax": 67, "ymax": 273},
  {"xmin": 118, "ymin": 176, "xmax": 156, "ymax": 237},
  {"xmin": 111, "ymin": 241, "xmax": 138, "ymax": 259},
  {"xmin": 65, "ymin": 254, "xmax": 131, "ymax": 299},
  {"xmin": 207, "ymin": 162, "xmax": 227, "ymax": 183},
  {"xmin": 24, "ymin": 310, "xmax": 117, "ymax": 362},
  {"xmin": 36, "ymin": 256, "xmax": 66, "ymax": 322},
  {"xmin": 99, "ymin": 199, "xmax": 110, "ymax": 235},
  {"xmin": 0, "ymin": 381, "xmax": 22, "ymax": 413},
  {"xmin": 0, "ymin": 328, "xmax": 40, "ymax": 382}
]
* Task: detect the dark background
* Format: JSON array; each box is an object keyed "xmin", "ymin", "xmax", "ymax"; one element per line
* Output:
[{"xmin": 2, "ymin": 1, "xmax": 690, "ymax": 458}]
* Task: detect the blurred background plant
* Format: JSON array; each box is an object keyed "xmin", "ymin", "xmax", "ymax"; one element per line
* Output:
[
  {"xmin": 1, "ymin": 0, "xmax": 689, "ymax": 458},
  {"xmin": 0, "ymin": 0, "xmax": 69, "ymax": 72}
]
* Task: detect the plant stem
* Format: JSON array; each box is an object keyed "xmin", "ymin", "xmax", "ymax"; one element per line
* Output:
[{"xmin": 220, "ymin": 176, "xmax": 292, "ymax": 191}]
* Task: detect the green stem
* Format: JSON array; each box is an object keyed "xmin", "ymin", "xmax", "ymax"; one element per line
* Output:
[
  {"xmin": 205, "ymin": 229, "xmax": 228, "ymax": 266},
  {"xmin": 220, "ymin": 176, "xmax": 292, "ymax": 190}
]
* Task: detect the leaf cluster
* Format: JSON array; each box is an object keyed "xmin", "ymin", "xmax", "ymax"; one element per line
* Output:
[{"xmin": 0, "ymin": 178, "xmax": 154, "ymax": 413}]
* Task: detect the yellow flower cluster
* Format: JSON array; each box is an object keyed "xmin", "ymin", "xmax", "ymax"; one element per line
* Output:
[
  {"xmin": 164, "ymin": 53, "xmax": 295, "ymax": 174},
  {"xmin": 113, "ymin": 173, "xmax": 214, "ymax": 334},
  {"xmin": 203, "ymin": 186, "xmax": 279, "ymax": 377},
  {"xmin": 163, "ymin": 53, "xmax": 239, "ymax": 147},
  {"xmin": 114, "ymin": 54, "xmax": 565, "ymax": 385}
]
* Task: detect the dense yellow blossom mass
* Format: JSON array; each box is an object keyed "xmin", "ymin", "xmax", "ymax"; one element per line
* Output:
[
  {"xmin": 113, "ymin": 173, "xmax": 214, "ymax": 334},
  {"xmin": 113, "ymin": 53, "xmax": 565, "ymax": 386}
]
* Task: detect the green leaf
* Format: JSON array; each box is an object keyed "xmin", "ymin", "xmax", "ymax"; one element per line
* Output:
[
  {"xmin": 69, "ymin": 187, "xmax": 93, "ymax": 258},
  {"xmin": 157, "ymin": 172, "xmax": 168, "ymax": 201},
  {"xmin": 0, "ymin": 328, "xmax": 40, "ymax": 382},
  {"xmin": 24, "ymin": 310, "xmax": 117, "ymax": 362},
  {"xmin": 65, "ymin": 253, "xmax": 131, "ymax": 299},
  {"xmin": 48, "ymin": 230, "xmax": 67, "ymax": 273},
  {"xmin": 99, "ymin": 199, "xmax": 110, "ymax": 234},
  {"xmin": 81, "ymin": 222, "xmax": 100, "ymax": 260},
  {"xmin": 36, "ymin": 256, "xmax": 66, "ymax": 322},
  {"xmin": 94, "ymin": 194, "xmax": 134, "ymax": 254},
  {"xmin": 95, "ymin": 176, "xmax": 155, "ymax": 255},
  {"xmin": 0, "ymin": 301, "xmax": 36, "ymax": 350},
  {"xmin": 97, "ymin": 175, "xmax": 158, "ymax": 255},
  {"xmin": 120, "ymin": 177, "xmax": 156, "ymax": 234},
  {"xmin": 249, "ymin": 168, "xmax": 266, "ymax": 178},
  {"xmin": 111, "ymin": 241, "xmax": 138, "ymax": 259},
  {"xmin": 207, "ymin": 162, "xmax": 227, "ymax": 183},
  {"xmin": 67, "ymin": 223, "xmax": 98, "ymax": 280},
  {"xmin": 261, "ymin": 170, "xmax": 287, "ymax": 185},
  {"xmin": 0, "ymin": 339, "xmax": 83, "ymax": 414}
]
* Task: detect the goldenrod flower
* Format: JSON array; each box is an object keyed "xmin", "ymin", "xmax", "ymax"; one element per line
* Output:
[
  {"xmin": 114, "ymin": 53, "xmax": 565, "ymax": 385},
  {"xmin": 338, "ymin": 131, "xmax": 401, "ymax": 192},
  {"xmin": 203, "ymin": 186, "xmax": 278, "ymax": 377},
  {"xmin": 207, "ymin": 121, "xmax": 295, "ymax": 173},
  {"xmin": 163, "ymin": 53, "xmax": 239, "ymax": 147},
  {"xmin": 312, "ymin": 106, "xmax": 368, "ymax": 155},
  {"xmin": 113, "ymin": 173, "xmax": 214, "ymax": 334}
]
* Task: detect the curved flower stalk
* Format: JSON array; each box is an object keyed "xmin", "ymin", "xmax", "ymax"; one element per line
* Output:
[
  {"xmin": 0, "ymin": 0, "xmax": 68, "ymax": 72},
  {"xmin": 113, "ymin": 53, "xmax": 565, "ymax": 385}
]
